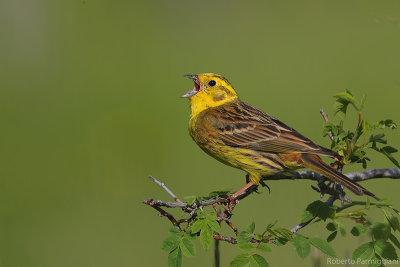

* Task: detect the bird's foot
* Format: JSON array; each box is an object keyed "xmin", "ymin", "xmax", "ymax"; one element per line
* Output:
[
  {"xmin": 259, "ymin": 180, "xmax": 271, "ymax": 194},
  {"xmin": 311, "ymin": 177, "xmax": 351, "ymax": 205}
]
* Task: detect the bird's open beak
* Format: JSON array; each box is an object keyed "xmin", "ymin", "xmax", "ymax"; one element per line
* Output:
[{"xmin": 181, "ymin": 74, "xmax": 201, "ymax": 98}]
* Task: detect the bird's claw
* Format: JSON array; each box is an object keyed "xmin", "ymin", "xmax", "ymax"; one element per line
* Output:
[{"xmin": 311, "ymin": 177, "xmax": 352, "ymax": 205}]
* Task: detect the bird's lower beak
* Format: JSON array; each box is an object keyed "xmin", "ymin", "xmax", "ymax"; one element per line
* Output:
[
  {"xmin": 181, "ymin": 74, "xmax": 200, "ymax": 98},
  {"xmin": 181, "ymin": 90, "xmax": 199, "ymax": 98}
]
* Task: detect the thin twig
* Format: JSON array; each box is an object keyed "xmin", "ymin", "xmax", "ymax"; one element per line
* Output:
[
  {"xmin": 149, "ymin": 175, "xmax": 182, "ymax": 202},
  {"xmin": 320, "ymin": 109, "xmax": 334, "ymax": 141}
]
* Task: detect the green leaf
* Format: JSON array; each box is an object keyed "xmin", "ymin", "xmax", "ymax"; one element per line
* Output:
[
  {"xmin": 383, "ymin": 210, "xmax": 400, "ymax": 231},
  {"xmin": 274, "ymin": 228, "xmax": 293, "ymax": 241},
  {"xmin": 374, "ymin": 239, "xmax": 398, "ymax": 260},
  {"xmin": 238, "ymin": 243, "xmax": 255, "ymax": 251},
  {"xmin": 309, "ymin": 237, "xmax": 336, "ymax": 257},
  {"xmin": 368, "ymin": 254, "xmax": 385, "ymax": 267},
  {"xmin": 300, "ymin": 200, "xmax": 325, "ymax": 223},
  {"xmin": 360, "ymin": 94, "xmax": 366, "ymax": 111},
  {"xmin": 327, "ymin": 231, "xmax": 337, "ymax": 242},
  {"xmin": 206, "ymin": 219, "xmax": 221, "ymax": 234},
  {"xmin": 380, "ymin": 146, "xmax": 400, "ymax": 168},
  {"xmin": 200, "ymin": 224, "xmax": 213, "ymax": 250},
  {"xmin": 333, "ymin": 90, "xmax": 357, "ymax": 116},
  {"xmin": 190, "ymin": 220, "xmax": 205, "ymax": 233},
  {"xmin": 168, "ymin": 247, "xmax": 182, "ymax": 267},
  {"xmin": 371, "ymin": 222, "xmax": 391, "ymax": 240},
  {"xmin": 292, "ymin": 234, "xmax": 310, "ymax": 258},
  {"xmin": 366, "ymin": 197, "xmax": 371, "ymax": 209},
  {"xmin": 184, "ymin": 195, "xmax": 196, "ymax": 205},
  {"xmin": 169, "ymin": 227, "xmax": 182, "ymax": 234},
  {"xmin": 389, "ymin": 234, "xmax": 400, "ymax": 249},
  {"xmin": 204, "ymin": 212, "xmax": 218, "ymax": 221},
  {"xmin": 350, "ymin": 224, "xmax": 369, "ymax": 236},
  {"xmin": 257, "ymin": 243, "xmax": 272, "ymax": 252},
  {"xmin": 246, "ymin": 222, "xmax": 255, "ymax": 234},
  {"xmin": 237, "ymin": 231, "xmax": 253, "ymax": 244},
  {"xmin": 352, "ymin": 242, "xmax": 374, "ymax": 261},
  {"xmin": 249, "ymin": 254, "xmax": 269, "ymax": 267},
  {"xmin": 184, "ymin": 231, "xmax": 196, "ymax": 240},
  {"xmin": 370, "ymin": 133, "xmax": 386, "ymax": 143},
  {"xmin": 326, "ymin": 222, "xmax": 337, "ymax": 232},
  {"xmin": 179, "ymin": 238, "xmax": 195, "ymax": 257},
  {"xmin": 230, "ymin": 253, "xmax": 251, "ymax": 267},
  {"xmin": 339, "ymin": 227, "xmax": 346, "ymax": 237},
  {"xmin": 162, "ymin": 235, "xmax": 181, "ymax": 252}
]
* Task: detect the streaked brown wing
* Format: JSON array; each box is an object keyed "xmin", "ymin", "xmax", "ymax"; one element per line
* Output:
[{"xmin": 204, "ymin": 100, "xmax": 336, "ymax": 157}]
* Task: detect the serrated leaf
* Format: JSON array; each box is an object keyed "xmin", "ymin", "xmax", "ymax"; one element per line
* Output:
[
  {"xmin": 368, "ymin": 254, "xmax": 385, "ymax": 267},
  {"xmin": 326, "ymin": 222, "xmax": 337, "ymax": 232},
  {"xmin": 200, "ymin": 224, "xmax": 213, "ymax": 250},
  {"xmin": 204, "ymin": 212, "xmax": 218, "ymax": 221},
  {"xmin": 257, "ymin": 243, "xmax": 272, "ymax": 252},
  {"xmin": 237, "ymin": 231, "xmax": 253, "ymax": 244},
  {"xmin": 383, "ymin": 210, "xmax": 400, "ymax": 232},
  {"xmin": 352, "ymin": 242, "xmax": 374, "ymax": 261},
  {"xmin": 179, "ymin": 238, "xmax": 195, "ymax": 257},
  {"xmin": 371, "ymin": 222, "xmax": 391, "ymax": 240},
  {"xmin": 309, "ymin": 237, "xmax": 336, "ymax": 257},
  {"xmin": 276, "ymin": 238, "xmax": 288, "ymax": 246},
  {"xmin": 374, "ymin": 240, "xmax": 398, "ymax": 260},
  {"xmin": 184, "ymin": 231, "xmax": 196, "ymax": 241},
  {"xmin": 327, "ymin": 231, "xmax": 337, "ymax": 242},
  {"xmin": 190, "ymin": 220, "xmax": 205, "ymax": 233},
  {"xmin": 389, "ymin": 234, "xmax": 400, "ymax": 249},
  {"xmin": 169, "ymin": 227, "xmax": 182, "ymax": 234},
  {"xmin": 162, "ymin": 235, "xmax": 180, "ymax": 252},
  {"xmin": 246, "ymin": 222, "xmax": 255, "ymax": 233},
  {"xmin": 351, "ymin": 224, "xmax": 369, "ymax": 236},
  {"xmin": 206, "ymin": 219, "xmax": 221, "ymax": 234},
  {"xmin": 292, "ymin": 235, "xmax": 310, "ymax": 258},
  {"xmin": 300, "ymin": 200, "xmax": 325, "ymax": 223},
  {"xmin": 238, "ymin": 243, "xmax": 255, "ymax": 251},
  {"xmin": 168, "ymin": 247, "xmax": 182, "ymax": 267},
  {"xmin": 249, "ymin": 254, "xmax": 269, "ymax": 267},
  {"xmin": 274, "ymin": 228, "xmax": 293, "ymax": 241},
  {"xmin": 230, "ymin": 253, "xmax": 251, "ymax": 267}
]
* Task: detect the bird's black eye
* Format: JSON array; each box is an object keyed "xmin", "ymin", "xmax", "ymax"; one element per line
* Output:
[{"xmin": 208, "ymin": 80, "xmax": 216, "ymax": 86}]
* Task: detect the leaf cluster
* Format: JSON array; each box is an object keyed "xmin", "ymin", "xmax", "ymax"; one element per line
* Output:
[{"xmin": 323, "ymin": 90, "xmax": 399, "ymax": 168}]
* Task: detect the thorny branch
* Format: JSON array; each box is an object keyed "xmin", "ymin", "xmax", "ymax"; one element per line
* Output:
[{"xmin": 143, "ymin": 169, "xmax": 400, "ymax": 244}]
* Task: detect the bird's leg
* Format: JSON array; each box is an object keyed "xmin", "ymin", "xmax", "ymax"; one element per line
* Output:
[{"xmin": 229, "ymin": 181, "xmax": 254, "ymax": 200}]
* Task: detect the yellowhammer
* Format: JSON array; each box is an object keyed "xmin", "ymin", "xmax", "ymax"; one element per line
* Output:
[{"xmin": 181, "ymin": 73, "xmax": 374, "ymax": 198}]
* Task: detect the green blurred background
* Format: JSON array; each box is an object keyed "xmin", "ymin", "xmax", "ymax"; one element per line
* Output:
[{"xmin": 1, "ymin": 1, "xmax": 400, "ymax": 266}]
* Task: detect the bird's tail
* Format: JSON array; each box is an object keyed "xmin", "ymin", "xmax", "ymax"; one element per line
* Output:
[{"xmin": 301, "ymin": 154, "xmax": 375, "ymax": 197}]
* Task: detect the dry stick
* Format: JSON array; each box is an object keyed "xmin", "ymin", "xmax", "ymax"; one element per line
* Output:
[{"xmin": 149, "ymin": 175, "xmax": 182, "ymax": 202}]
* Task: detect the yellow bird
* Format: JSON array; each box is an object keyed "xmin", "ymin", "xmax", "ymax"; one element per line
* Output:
[{"xmin": 181, "ymin": 73, "xmax": 374, "ymax": 198}]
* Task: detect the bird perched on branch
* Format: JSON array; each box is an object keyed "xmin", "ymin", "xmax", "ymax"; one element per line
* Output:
[{"xmin": 181, "ymin": 73, "xmax": 374, "ymax": 198}]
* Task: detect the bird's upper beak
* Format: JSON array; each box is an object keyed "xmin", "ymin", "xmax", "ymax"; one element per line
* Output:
[{"xmin": 181, "ymin": 74, "xmax": 201, "ymax": 98}]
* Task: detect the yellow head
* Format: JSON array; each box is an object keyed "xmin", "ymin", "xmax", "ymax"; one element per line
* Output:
[{"xmin": 181, "ymin": 73, "xmax": 239, "ymax": 117}]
